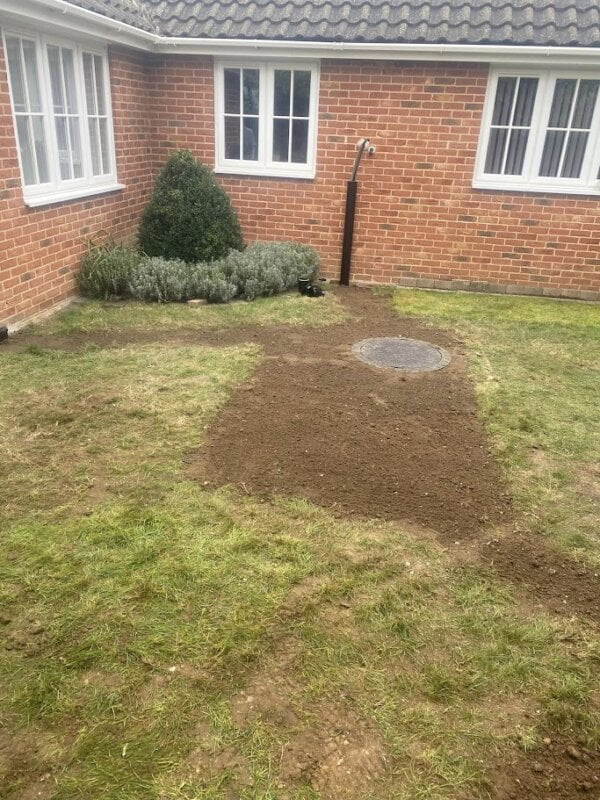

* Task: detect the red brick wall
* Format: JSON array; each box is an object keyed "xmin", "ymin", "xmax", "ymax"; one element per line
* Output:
[
  {"xmin": 2, "ymin": 51, "xmax": 599, "ymax": 326},
  {"xmin": 0, "ymin": 43, "xmax": 153, "ymax": 325},
  {"xmin": 150, "ymin": 56, "xmax": 599, "ymax": 299}
]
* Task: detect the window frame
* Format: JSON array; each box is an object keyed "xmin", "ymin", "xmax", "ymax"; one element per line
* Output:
[
  {"xmin": 474, "ymin": 66, "xmax": 600, "ymax": 195},
  {"xmin": 2, "ymin": 27, "xmax": 120, "ymax": 207},
  {"xmin": 214, "ymin": 59, "xmax": 320, "ymax": 179}
]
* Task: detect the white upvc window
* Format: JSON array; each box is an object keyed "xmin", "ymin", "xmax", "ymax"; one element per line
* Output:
[
  {"xmin": 214, "ymin": 61, "xmax": 319, "ymax": 179},
  {"xmin": 474, "ymin": 68, "xmax": 600, "ymax": 195},
  {"xmin": 3, "ymin": 30, "xmax": 120, "ymax": 206}
]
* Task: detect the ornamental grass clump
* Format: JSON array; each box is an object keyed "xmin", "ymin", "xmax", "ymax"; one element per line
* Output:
[
  {"xmin": 77, "ymin": 238, "xmax": 140, "ymax": 299},
  {"xmin": 138, "ymin": 149, "xmax": 244, "ymax": 264}
]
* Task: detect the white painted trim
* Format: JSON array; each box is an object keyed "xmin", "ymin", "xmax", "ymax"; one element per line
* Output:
[
  {"xmin": 24, "ymin": 181, "xmax": 125, "ymax": 206},
  {"xmin": 214, "ymin": 60, "xmax": 319, "ymax": 179},
  {"xmin": 473, "ymin": 66, "xmax": 600, "ymax": 195},
  {"xmin": 3, "ymin": 0, "xmax": 600, "ymax": 65}
]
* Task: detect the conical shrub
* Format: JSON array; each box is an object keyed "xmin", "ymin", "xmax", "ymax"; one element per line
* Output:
[{"xmin": 138, "ymin": 149, "xmax": 243, "ymax": 263}]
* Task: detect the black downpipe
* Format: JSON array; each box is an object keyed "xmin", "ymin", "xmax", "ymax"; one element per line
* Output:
[{"xmin": 339, "ymin": 138, "xmax": 370, "ymax": 286}]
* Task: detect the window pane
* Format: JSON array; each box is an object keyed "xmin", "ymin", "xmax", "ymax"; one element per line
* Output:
[
  {"xmin": 31, "ymin": 115, "xmax": 49, "ymax": 183},
  {"xmin": 572, "ymin": 80, "xmax": 599, "ymax": 129},
  {"xmin": 224, "ymin": 69, "xmax": 240, "ymax": 114},
  {"xmin": 83, "ymin": 53, "xmax": 96, "ymax": 115},
  {"xmin": 274, "ymin": 70, "xmax": 291, "ymax": 116},
  {"xmin": 293, "ymin": 71, "xmax": 311, "ymax": 117},
  {"xmin": 491, "ymin": 77, "xmax": 516, "ymax": 126},
  {"xmin": 88, "ymin": 118, "xmax": 101, "ymax": 174},
  {"xmin": 561, "ymin": 131, "xmax": 589, "ymax": 178},
  {"xmin": 47, "ymin": 46, "xmax": 65, "ymax": 114},
  {"xmin": 99, "ymin": 118, "xmax": 110, "ymax": 173},
  {"xmin": 504, "ymin": 129, "xmax": 529, "ymax": 174},
  {"xmin": 6, "ymin": 37, "xmax": 27, "ymax": 113},
  {"xmin": 539, "ymin": 129, "xmax": 566, "ymax": 177},
  {"xmin": 242, "ymin": 117, "xmax": 258, "ymax": 160},
  {"xmin": 291, "ymin": 118, "xmax": 308, "ymax": 163},
  {"xmin": 94, "ymin": 55, "xmax": 106, "ymax": 115},
  {"xmin": 272, "ymin": 118, "xmax": 289, "ymax": 161},
  {"xmin": 22, "ymin": 40, "xmax": 42, "ymax": 113},
  {"xmin": 16, "ymin": 116, "xmax": 36, "ymax": 184},
  {"xmin": 55, "ymin": 116, "xmax": 70, "ymax": 179},
  {"xmin": 224, "ymin": 115, "xmax": 240, "ymax": 159},
  {"xmin": 548, "ymin": 79, "xmax": 576, "ymax": 128},
  {"xmin": 69, "ymin": 117, "xmax": 83, "ymax": 178},
  {"xmin": 484, "ymin": 127, "xmax": 508, "ymax": 173},
  {"xmin": 513, "ymin": 78, "xmax": 537, "ymax": 126},
  {"xmin": 242, "ymin": 69, "xmax": 259, "ymax": 115},
  {"xmin": 61, "ymin": 49, "xmax": 78, "ymax": 114}
]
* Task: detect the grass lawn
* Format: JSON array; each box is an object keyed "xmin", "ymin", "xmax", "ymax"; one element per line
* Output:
[
  {"xmin": 391, "ymin": 289, "xmax": 600, "ymax": 564},
  {"xmin": 1, "ymin": 290, "xmax": 599, "ymax": 800}
]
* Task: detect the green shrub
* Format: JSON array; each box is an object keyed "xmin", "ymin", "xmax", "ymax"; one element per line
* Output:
[
  {"xmin": 77, "ymin": 239, "xmax": 140, "ymax": 299},
  {"xmin": 219, "ymin": 242, "xmax": 320, "ymax": 300},
  {"xmin": 138, "ymin": 149, "xmax": 243, "ymax": 263},
  {"xmin": 129, "ymin": 257, "xmax": 192, "ymax": 303},
  {"xmin": 194, "ymin": 275, "xmax": 238, "ymax": 304}
]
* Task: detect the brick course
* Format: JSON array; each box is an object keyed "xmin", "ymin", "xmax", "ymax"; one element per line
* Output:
[{"xmin": 2, "ymin": 50, "xmax": 599, "ymax": 326}]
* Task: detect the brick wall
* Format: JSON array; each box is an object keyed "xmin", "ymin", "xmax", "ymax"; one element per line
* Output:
[
  {"xmin": 150, "ymin": 56, "xmax": 599, "ymax": 299},
  {"xmin": 2, "ymin": 50, "xmax": 599, "ymax": 327},
  {"xmin": 0, "ymin": 43, "xmax": 153, "ymax": 325}
]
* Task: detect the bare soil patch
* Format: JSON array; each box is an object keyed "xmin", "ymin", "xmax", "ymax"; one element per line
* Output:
[{"xmin": 485, "ymin": 735, "xmax": 600, "ymax": 799}]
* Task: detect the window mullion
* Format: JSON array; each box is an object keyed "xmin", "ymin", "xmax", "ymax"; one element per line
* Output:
[
  {"xmin": 39, "ymin": 37, "xmax": 60, "ymax": 190},
  {"xmin": 525, "ymin": 72, "xmax": 551, "ymax": 181}
]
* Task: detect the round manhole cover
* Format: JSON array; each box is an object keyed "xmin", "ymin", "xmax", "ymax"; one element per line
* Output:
[{"xmin": 352, "ymin": 337, "xmax": 450, "ymax": 371}]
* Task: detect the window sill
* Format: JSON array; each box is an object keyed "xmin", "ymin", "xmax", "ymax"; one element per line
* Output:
[
  {"xmin": 472, "ymin": 178, "xmax": 600, "ymax": 196},
  {"xmin": 215, "ymin": 165, "xmax": 315, "ymax": 180},
  {"xmin": 24, "ymin": 183, "xmax": 126, "ymax": 208}
]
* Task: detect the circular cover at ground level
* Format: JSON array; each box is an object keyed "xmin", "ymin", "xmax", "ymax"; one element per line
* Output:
[{"xmin": 352, "ymin": 337, "xmax": 451, "ymax": 371}]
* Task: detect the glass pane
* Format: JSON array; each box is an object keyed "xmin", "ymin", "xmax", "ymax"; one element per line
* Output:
[
  {"xmin": 69, "ymin": 117, "xmax": 83, "ymax": 178},
  {"xmin": 55, "ymin": 116, "xmax": 71, "ymax": 179},
  {"xmin": 242, "ymin": 69, "xmax": 259, "ymax": 115},
  {"xmin": 512, "ymin": 78, "xmax": 537, "ymax": 126},
  {"xmin": 89, "ymin": 118, "xmax": 101, "ymax": 174},
  {"xmin": 22, "ymin": 40, "xmax": 42, "ymax": 113},
  {"xmin": 224, "ymin": 69, "xmax": 240, "ymax": 114},
  {"xmin": 272, "ymin": 118, "xmax": 289, "ymax": 161},
  {"xmin": 291, "ymin": 118, "xmax": 308, "ymax": 163},
  {"xmin": 6, "ymin": 37, "xmax": 27, "ymax": 113},
  {"xmin": 561, "ymin": 131, "xmax": 589, "ymax": 178},
  {"xmin": 47, "ymin": 45, "xmax": 64, "ymax": 114},
  {"xmin": 548, "ymin": 79, "xmax": 576, "ymax": 128},
  {"xmin": 242, "ymin": 117, "xmax": 258, "ymax": 160},
  {"xmin": 99, "ymin": 118, "xmax": 110, "ymax": 173},
  {"xmin": 16, "ymin": 116, "xmax": 36, "ymax": 184},
  {"xmin": 504, "ymin": 129, "xmax": 529, "ymax": 174},
  {"xmin": 491, "ymin": 78, "xmax": 516, "ymax": 126},
  {"xmin": 293, "ymin": 71, "xmax": 311, "ymax": 117},
  {"xmin": 274, "ymin": 70, "xmax": 291, "ymax": 116},
  {"xmin": 31, "ymin": 115, "xmax": 49, "ymax": 183},
  {"xmin": 94, "ymin": 55, "xmax": 106, "ymax": 115},
  {"xmin": 83, "ymin": 53, "xmax": 96, "ymax": 115},
  {"xmin": 539, "ymin": 129, "xmax": 566, "ymax": 177},
  {"xmin": 224, "ymin": 115, "xmax": 240, "ymax": 159},
  {"xmin": 572, "ymin": 80, "xmax": 599, "ymax": 129},
  {"xmin": 61, "ymin": 49, "xmax": 78, "ymax": 115},
  {"xmin": 484, "ymin": 127, "xmax": 508, "ymax": 173}
]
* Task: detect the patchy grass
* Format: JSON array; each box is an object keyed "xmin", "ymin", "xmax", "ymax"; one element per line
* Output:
[
  {"xmin": 33, "ymin": 292, "xmax": 346, "ymax": 335},
  {"xmin": 1, "ymin": 299, "xmax": 599, "ymax": 799},
  {"xmin": 392, "ymin": 289, "xmax": 600, "ymax": 563}
]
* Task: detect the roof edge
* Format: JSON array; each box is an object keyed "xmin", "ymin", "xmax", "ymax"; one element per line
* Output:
[{"xmin": 1, "ymin": 0, "xmax": 600, "ymax": 66}]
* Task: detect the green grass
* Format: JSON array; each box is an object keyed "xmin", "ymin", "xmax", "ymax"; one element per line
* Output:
[
  {"xmin": 392, "ymin": 289, "xmax": 600, "ymax": 563},
  {"xmin": 1, "ymin": 296, "xmax": 599, "ymax": 799},
  {"xmin": 33, "ymin": 292, "xmax": 347, "ymax": 335}
]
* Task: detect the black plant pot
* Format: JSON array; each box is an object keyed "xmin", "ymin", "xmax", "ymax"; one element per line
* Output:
[{"xmin": 298, "ymin": 278, "xmax": 311, "ymax": 295}]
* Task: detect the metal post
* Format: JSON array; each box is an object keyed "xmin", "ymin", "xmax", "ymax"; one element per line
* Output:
[{"xmin": 339, "ymin": 138, "xmax": 370, "ymax": 286}]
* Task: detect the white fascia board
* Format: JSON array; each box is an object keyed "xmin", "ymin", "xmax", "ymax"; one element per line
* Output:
[
  {"xmin": 1, "ymin": 0, "xmax": 600, "ymax": 67},
  {"xmin": 0, "ymin": 0, "xmax": 156, "ymax": 50},
  {"xmin": 157, "ymin": 39, "xmax": 600, "ymax": 66}
]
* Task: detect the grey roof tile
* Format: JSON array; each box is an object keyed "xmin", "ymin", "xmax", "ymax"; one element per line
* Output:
[{"xmin": 64, "ymin": 0, "xmax": 600, "ymax": 46}]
